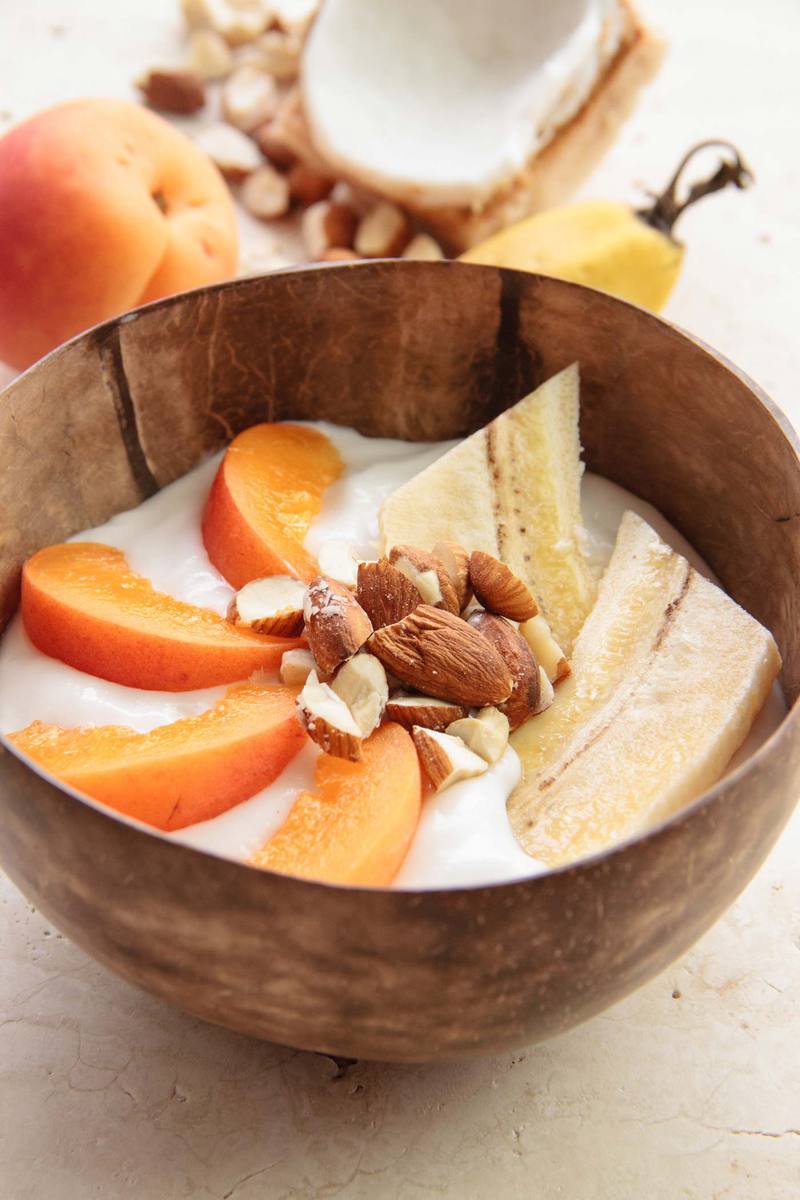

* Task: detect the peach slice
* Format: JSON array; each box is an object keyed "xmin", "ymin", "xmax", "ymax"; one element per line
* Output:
[
  {"xmin": 202, "ymin": 422, "xmax": 343, "ymax": 589},
  {"xmin": 22, "ymin": 542, "xmax": 302, "ymax": 691},
  {"xmin": 251, "ymin": 722, "xmax": 422, "ymax": 886},
  {"xmin": 8, "ymin": 683, "xmax": 306, "ymax": 831}
]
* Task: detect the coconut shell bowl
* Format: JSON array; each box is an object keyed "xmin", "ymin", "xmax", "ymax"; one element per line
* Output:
[{"xmin": 0, "ymin": 262, "xmax": 798, "ymax": 1062}]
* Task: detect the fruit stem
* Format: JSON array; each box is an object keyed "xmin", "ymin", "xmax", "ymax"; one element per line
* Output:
[{"xmin": 637, "ymin": 140, "xmax": 753, "ymax": 238}]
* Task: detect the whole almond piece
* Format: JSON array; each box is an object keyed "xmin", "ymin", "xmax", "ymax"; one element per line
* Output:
[
  {"xmin": 385, "ymin": 693, "xmax": 467, "ymax": 733},
  {"xmin": 288, "ymin": 163, "xmax": 335, "ymax": 206},
  {"xmin": 304, "ymin": 576, "xmax": 373, "ymax": 676},
  {"xmin": 241, "ymin": 164, "xmax": 290, "ymax": 219},
  {"xmin": 467, "ymin": 610, "xmax": 540, "ymax": 730},
  {"xmin": 356, "ymin": 560, "xmax": 422, "ymax": 629},
  {"xmin": 431, "ymin": 541, "xmax": 472, "ymax": 611},
  {"xmin": 388, "ymin": 545, "xmax": 459, "ymax": 614},
  {"xmin": 369, "ymin": 605, "xmax": 513, "ymax": 707},
  {"xmin": 137, "ymin": 69, "xmax": 206, "ymax": 114},
  {"xmin": 469, "ymin": 551, "xmax": 538, "ymax": 622}
]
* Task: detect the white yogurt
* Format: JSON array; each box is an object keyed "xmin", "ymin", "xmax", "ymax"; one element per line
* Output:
[{"xmin": 0, "ymin": 422, "xmax": 785, "ymax": 887}]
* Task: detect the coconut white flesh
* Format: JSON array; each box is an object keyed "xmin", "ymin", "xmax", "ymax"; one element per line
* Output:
[{"xmin": 302, "ymin": 0, "xmax": 624, "ymax": 208}]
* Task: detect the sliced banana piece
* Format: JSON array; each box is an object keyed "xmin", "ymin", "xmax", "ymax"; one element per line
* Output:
[
  {"xmin": 509, "ymin": 512, "xmax": 781, "ymax": 866},
  {"xmin": 379, "ymin": 363, "xmax": 596, "ymax": 651}
]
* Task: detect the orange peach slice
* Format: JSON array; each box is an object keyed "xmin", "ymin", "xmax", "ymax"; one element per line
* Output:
[
  {"xmin": 202, "ymin": 423, "xmax": 343, "ymax": 588},
  {"xmin": 251, "ymin": 722, "xmax": 422, "ymax": 886},
  {"xmin": 22, "ymin": 542, "xmax": 302, "ymax": 691},
  {"xmin": 8, "ymin": 683, "xmax": 306, "ymax": 831}
]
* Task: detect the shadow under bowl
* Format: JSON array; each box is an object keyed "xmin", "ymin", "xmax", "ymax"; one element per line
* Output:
[{"xmin": 0, "ymin": 262, "xmax": 798, "ymax": 1062}]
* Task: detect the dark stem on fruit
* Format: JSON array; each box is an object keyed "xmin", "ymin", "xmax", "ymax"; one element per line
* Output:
[
  {"xmin": 638, "ymin": 140, "xmax": 753, "ymax": 239},
  {"xmin": 151, "ymin": 189, "xmax": 168, "ymax": 214}
]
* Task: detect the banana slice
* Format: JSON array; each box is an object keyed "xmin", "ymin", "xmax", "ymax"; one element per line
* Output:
[
  {"xmin": 379, "ymin": 363, "xmax": 596, "ymax": 652},
  {"xmin": 509, "ymin": 512, "xmax": 781, "ymax": 866}
]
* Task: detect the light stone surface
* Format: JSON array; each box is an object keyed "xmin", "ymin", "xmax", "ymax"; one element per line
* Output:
[{"xmin": 1, "ymin": 1, "xmax": 799, "ymax": 1197}]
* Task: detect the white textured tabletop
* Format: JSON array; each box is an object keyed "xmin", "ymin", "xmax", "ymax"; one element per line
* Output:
[{"xmin": 1, "ymin": 2, "xmax": 799, "ymax": 1197}]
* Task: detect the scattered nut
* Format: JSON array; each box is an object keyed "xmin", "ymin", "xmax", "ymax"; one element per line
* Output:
[
  {"xmin": 279, "ymin": 647, "xmax": 316, "ymax": 686},
  {"xmin": 319, "ymin": 248, "xmax": 360, "ymax": 262},
  {"xmin": 469, "ymin": 551, "xmax": 538, "ymax": 622},
  {"xmin": 467, "ymin": 610, "xmax": 540, "ymax": 730},
  {"xmin": 228, "ymin": 575, "xmax": 306, "ymax": 636},
  {"xmin": 388, "ymin": 545, "xmax": 459, "ymax": 614},
  {"xmin": 331, "ymin": 652, "xmax": 388, "ymax": 737},
  {"xmin": 356, "ymin": 559, "xmax": 422, "ymax": 629},
  {"xmin": 181, "ymin": 0, "xmax": 271, "ymax": 46},
  {"xmin": 241, "ymin": 164, "xmax": 291, "ymax": 219},
  {"xmin": 302, "ymin": 200, "xmax": 358, "ymax": 259},
  {"xmin": 385, "ymin": 693, "xmax": 467, "ymax": 732},
  {"xmin": 519, "ymin": 614, "xmax": 570, "ymax": 683},
  {"xmin": 412, "ymin": 726, "xmax": 488, "ymax": 793},
  {"xmin": 253, "ymin": 29, "xmax": 301, "ymax": 80},
  {"xmin": 288, "ymin": 163, "xmax": 336, "ymax": 206},
  {"xmin": 297, "ymin": 670, "xmax": 362, "ymax": 761},
  {"xmin": 316, "ymin": 539, "xmax": 360, "ymax": 589},
  {"xmin": 330, "ymin": 180, "xmax": 373, "ymax": 214},
  {"xmin": 431, "ymin": 540, "xmax": 472, "ymax": 611},
  {"xmin": 186, "ymin": 28, "xmax": 234, "ymax": 78},
  {"xmin": 402, "ymin": 233, "xmax": 445, "ymax": 261},
  {"xmin": 354, "ymin": 201, "xmax": 411, "ymax": 257},
  {"xmin": 252, "ymin": 119, "xmax": 296, "ymax": 169},
  {"xmin": 446, "ymin": 706, "xmax": 509, "ymax": 765},
  {"xmin": 269, "ymin": 0, "xmax": 317, "ymax": 36},
  {"xmin": 137, "ymin": 69, "xmax": 205, "ymax": 114},
  {"xmin": 534, "ymin": 666, "xmax": 555, "ymax": 713},
  {"xmin": 194, "ymin": 122, "xmax": 263, "ymax": 180},
  {"xmin": 369, "ymin": 605, "xmax": 513, "ymax": 707},
  {"xmin": 304, "ymin": 576, "xmax": 373, "ymax": 676},
  {"xmin": 222, "ymin": 65, "xmax": 279, "ymax": 132}
]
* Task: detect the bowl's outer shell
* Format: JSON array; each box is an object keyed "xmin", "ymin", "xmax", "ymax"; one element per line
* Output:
[{"xmin": 1, "ymin": 262, "xmax": 799, "ymax": 1061}]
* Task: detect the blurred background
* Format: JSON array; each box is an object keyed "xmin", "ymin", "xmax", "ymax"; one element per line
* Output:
[{"xmin": 0, "ymin": 3, "xmax": 798, "ymax": 1198}]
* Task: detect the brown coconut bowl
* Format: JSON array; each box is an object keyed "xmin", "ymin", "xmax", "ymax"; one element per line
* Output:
[{"xmin": 1, "ymin": 263, "xmax": 799, "ymax": 1062}]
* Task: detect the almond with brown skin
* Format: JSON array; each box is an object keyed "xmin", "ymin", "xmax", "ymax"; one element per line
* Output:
[
  {"xmin": 288, "ymin": 163, "xmax": 335, "ymax": 206},
  {"xmin": 138, "ymin": 69, "xmax": 206, "ymax": 114},
  {"xmin": 368, "ymin": 605, "xmax": 513, "ymax": 706},
  {"xmin": 469, "ymin": 550, "xmax": 539, "ymax": 622},
  {"xmin": 388, "ymin": 545, "xmax": 460, "ymax": 614},
  {"xmin": 304, "ymin": 576, "xmax": 373, "ymax": 675},
  {"xmin": 385, "ymin": 694, "xmax": 468, "ymax": 732},
  {"xmin": 431, "ymin": 540, "xmax": 472, "ymax": 611},
  {"xmin": 467, "ymin": 610, "xmax": 540, "ymax": 730},
  {"xmin": 356, "ymin": 559, "xmax": 422, "ymax": 629}
]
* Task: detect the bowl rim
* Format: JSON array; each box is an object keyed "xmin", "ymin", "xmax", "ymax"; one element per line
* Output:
[{"xmin": 2, "ymin": 260, "xmax": 798, "ymax": 896}]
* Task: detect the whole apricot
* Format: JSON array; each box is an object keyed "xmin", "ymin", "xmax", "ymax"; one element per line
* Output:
[{"xmin": 0, "ymin": 98, "xmax": 238, "ymax": 368}]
